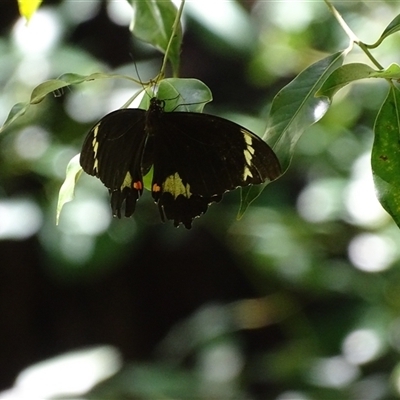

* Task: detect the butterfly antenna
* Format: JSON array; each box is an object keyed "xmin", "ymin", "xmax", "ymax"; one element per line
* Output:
[{"xmin": 172, "ymin": 98, "xmax": 208, "ymax": 112}]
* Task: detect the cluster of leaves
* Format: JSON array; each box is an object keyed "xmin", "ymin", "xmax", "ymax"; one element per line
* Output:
[{"xmin": 4, "ymin": 0, "xmax": 400, "ymax": 231}]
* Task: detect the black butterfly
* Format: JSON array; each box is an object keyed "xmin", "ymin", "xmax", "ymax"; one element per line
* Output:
[{"xmin": 80, "ymin": 97, "xmax": 281, "ymax": 229}]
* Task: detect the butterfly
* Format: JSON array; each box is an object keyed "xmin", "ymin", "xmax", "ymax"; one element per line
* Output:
[{"xmin": 79, "ymin": 97, "xmax": 281, "ymax": 229}]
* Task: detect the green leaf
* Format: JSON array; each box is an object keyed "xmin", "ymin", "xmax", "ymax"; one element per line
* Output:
[
  {"xmin": 317, "ymin": 63, "xmax": 376, "ymax": 100},
  {"xmin": 1, "ymin": 72, "xmax": 139, "ymax": 133},
  {"xmin": 369, "ymin": 14, "xmax": 400, "ymax": 48},
  {"xmin": 267, "ymin": 51, "xmax": 345, "ymax": 170},
  {"xmin": 30, "ymin": 79, "xmax": 73, "ymax": 104},
  {"xmin": 238, "ymin": 51, "xmax": 345, "ymax": 218},
  {"xmin": 157, "ymin": 78, "xmax": 213, "ymax": 112},
  {"xmin": 137, "ymin": 78, "xmax": 212, "ymax": 112},
  {"xmin": 0, "ymin": 102, "xmax": 30, "ymax": 134},
  {"xmin": 58, "ymin": 72, "xmax": 140, "ymax": 85},
  {"xmin": 370, "ymin": 63, "xmax": 400, "ymax": 80},
  {"xmin": 31, "ymin": 72, "xmax": 139, "ymax": 104},
  {"xmin": 138, "ymin": 91, "xmax": 151, "ymax": 111},
  {"xmin": 143, "ymin": 166, "xmax": 154, "ymax": 192},
  {"xmin": 130, "ymin": 0, "xmax": 182, "ymax": 75},
  {"xmin": 371, "ymin": 84, "xmax": 400, "ymax": 228},
  {"xmin": 56, "ymin": 154, "xmax": 83, "ymax": 225}
]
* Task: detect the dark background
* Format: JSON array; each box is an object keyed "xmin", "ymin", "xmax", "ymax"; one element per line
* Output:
[{"xmin": 1, "ymin": 1, "xmax": 400, "ymax": 399}]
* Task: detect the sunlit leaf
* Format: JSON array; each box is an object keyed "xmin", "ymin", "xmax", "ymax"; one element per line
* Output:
[
  {"xmin": 317, "ymin": 63, "xmax": 376, "ymax": 100},
  {"xmin": 31, "ymin": 72, "xmax": 140, "ymax": 104},
  {"xmin": 136, "ymin": 78, "xmax": 212, "ymax": 113},
  {"xmin": 371, "ymin": 84, "xmax": 400, "ymax": 228},
  {"xmin": 370, "ymin": 63, "xmax": 400, "ymax": 80},
  {"xmin": 30, "ymin": 80, "xmax": 73, "ymax": 104},
  {"xmin": 369, "ymin": 14, "xmax": 400, "ymax": 48},
  {"xmin": 58, "ymin": 72, "xmax": 140, "ymax": 85},
  {"xmin": 0, "ymin": 102, "xmax": 29, "ymax": 134},
  {"xmin": 130, "ymin": 0, "xmax": 182, "ymax": 75},
  {"xmin": 18, "ymin": 0, "xmax": 42, "ymax": 23},
  {"xmin": 157, "ymin": 78, "xmax": 213, "ymax": 112},
  {"xmin": 238, "ymin": 51, "xmax": 345, "ymax": 218},
  {"xmin": 1, "ymin": 72, "xmax": 140, "ymax": 133},
  {"xmin": 56, "ymin": 154, "xmax": 83, "ymax": 225}
]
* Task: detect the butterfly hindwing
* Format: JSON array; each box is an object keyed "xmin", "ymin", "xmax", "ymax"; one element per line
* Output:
[
  {"xmin": 80, "ymin": 108, "xmax": 148, "ymax": 217},
  {"xmin": 150, "ymin": 110, "xmax": 281, "ymax": 228}
]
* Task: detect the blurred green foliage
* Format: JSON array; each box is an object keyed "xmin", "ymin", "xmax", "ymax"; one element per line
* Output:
[{"xmin": 2, "ymin": 1, "xmax": 400, "ymax": 399}]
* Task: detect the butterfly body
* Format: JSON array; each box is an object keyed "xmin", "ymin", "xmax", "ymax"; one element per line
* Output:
[{"xmin": 80, "ymin": 97, "xmax": 281, "ymax": 228}]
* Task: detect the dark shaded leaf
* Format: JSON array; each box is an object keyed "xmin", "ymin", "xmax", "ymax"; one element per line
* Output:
[{"xmin": 372, "ymin": 84, "xmax": 400, "ymax": 227}]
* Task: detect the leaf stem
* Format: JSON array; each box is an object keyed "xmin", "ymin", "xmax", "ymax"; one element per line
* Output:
[
  {"xmin": 324, "ymin": 0, "xmax": 384, "ymax": 70},
  {"xmin": 358, "ymin": 42, "xmax": 384, "ymax": 70},
  {"xmin": 159, "ymin": 0, "xmax": 185, "ymax": 79},
  {"xmin": 324, "ymin": 0, "xmax": 359, "ymax": 44}
]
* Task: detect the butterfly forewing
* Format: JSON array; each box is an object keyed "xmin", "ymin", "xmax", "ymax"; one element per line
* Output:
[{"xmin": 80, "ymin": 108, "xmax": 148, "ymax": 217}]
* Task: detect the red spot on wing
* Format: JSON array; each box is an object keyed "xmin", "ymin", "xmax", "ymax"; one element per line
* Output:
[{"xmin": 133, "ymin": 181, "xmax": 143, "ymax": 190}]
